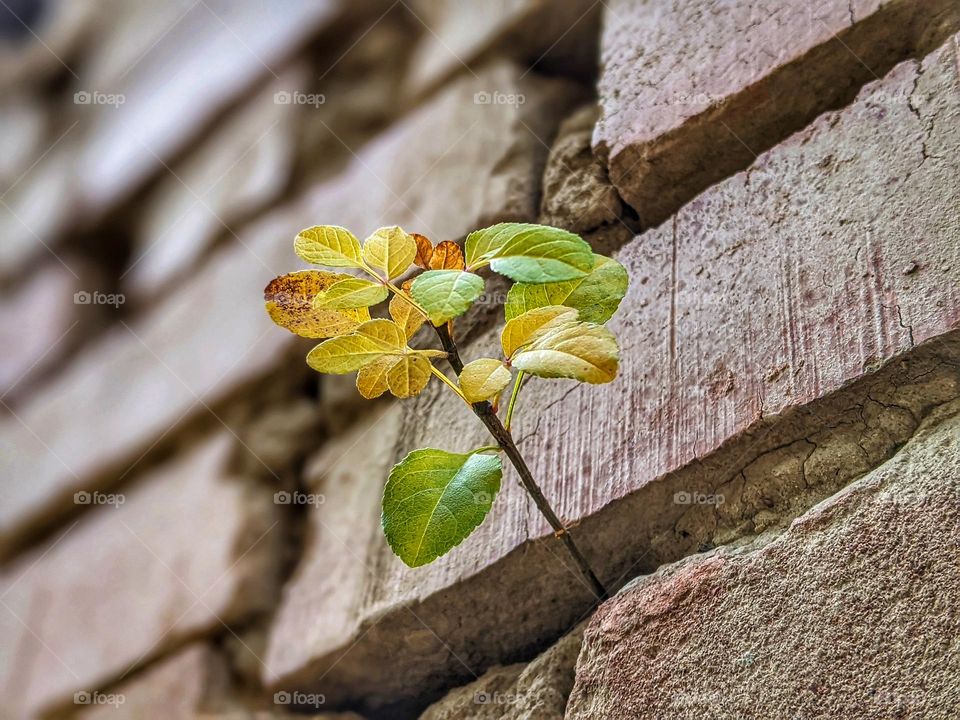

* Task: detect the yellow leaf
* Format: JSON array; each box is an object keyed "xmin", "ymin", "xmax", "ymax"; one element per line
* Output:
[
  {"xmin": 412, "ymin": 233, "xmax": 434, "ymax": 269},
  {"xmin": 500, "ymin": 305, "xmax": 578, "ymax": 359},
  {"xmin": 306, "ymin": 319, "xmax": 407, "ymax": 375},
  {"xmin": 295, "ymin": 226, "xmax": 363, "ymax": 267},
  {"xmin": 355, "ymin": 318, "xmax": 406, "ymax": 348},
  {"xmin": 387, "ymin": 355, "xmax": 432, "ymax": 398},
  {"xmin": 362, "ymin": 226, "xmax": 418, "ymax": 279},
  {"xmin": 264, "ymin": 271, "xmax": 369, "ymax": 338},
  {"xmin": 357, "ymin": 356, "xmax": 396, "ymax": 399},
  {"xmin": 313, "ymin": 277, "xmax": 389, "ymax": 309},
  {"xmin": 429, "ymin": 240, "xmax": 465, "ymax": 270},
  {"xmin": 459, "ymin": 358, "xmax": 511, "ymax": 403},
  {"xmin": 389, "ymin": 290, "xmax": 426, "ymax": 340},
  {"xmin": 512, "ymin": 320, "xmax": 620, "ymax": 384}
]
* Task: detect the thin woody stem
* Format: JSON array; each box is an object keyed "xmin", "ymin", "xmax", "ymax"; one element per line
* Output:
[{"xmin": 434, "ymin": 323, "xmax": 608, "ymax": 601}]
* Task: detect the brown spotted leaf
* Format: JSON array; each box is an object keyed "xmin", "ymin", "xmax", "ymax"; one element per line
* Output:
[{"xmin": 265, "ymin": 271, "xmax": 369, "ymax": 339}]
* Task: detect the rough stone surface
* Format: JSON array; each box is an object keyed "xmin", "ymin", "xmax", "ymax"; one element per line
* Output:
[
  {"xmin": 595, "ymin": 0, "xmax": 960, "ymax": 225},
  {"xmin": 419, "ymin": 625, "xmax": 584, "ymax": 720},
  {"xmin": 0, "ymin": 61, "xmax": 579, "ymax": 555},
  {"xmin": 404, "ymin": 0, "xmax": 600, "ymax": 98},
  {"xmin": 0, "ymin": 434, "xmax": 280, "ymax": 718},
  {"xmin": 567, "ymin": 398, "xmax": 960, "ymax": 719},
  {"xmin": 538, "ymin": 104, "xmax": 627, "ymax": 239},
  {"xmin": 261, "ymin": 39, "xmax": 960, "ymax": 713}
]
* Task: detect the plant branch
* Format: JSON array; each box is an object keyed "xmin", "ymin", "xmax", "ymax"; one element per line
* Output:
[{"xmin": 434, "ymin": 323, "xmax": 608, "ymax": 601}]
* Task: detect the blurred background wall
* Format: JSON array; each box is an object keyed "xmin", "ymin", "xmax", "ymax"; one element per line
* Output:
[{"xmin": 2, "ymin": 0, "xmax": 960, "ymax": 718}]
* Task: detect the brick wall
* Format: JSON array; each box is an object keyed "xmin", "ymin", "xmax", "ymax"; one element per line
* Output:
[{"xmin": 1, "ymin": 1, "xmax": 958, "ymax": 718}]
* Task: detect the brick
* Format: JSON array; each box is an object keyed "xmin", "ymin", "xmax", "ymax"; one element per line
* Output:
[
  {"xmin": 594, "ymin": 0, "xmax": 960, "ymax": 226},
  {"xmin": 404, "ymin": 0, "xmax": 600, "ymax": 98},
  {"xmin": 0, "ymin": 434, "xmax": 279, "ymax": 718},
  {"xmin": 260, "ymin": 38, "xmax": 960, "ymax": 712},
  {"xmin": 126, "ymin": 74, "xmax": 299, "ymax": 299},
  {"xmin": 72, "ymin": 644, "xmax": 229, "ymax": 720},
  {"xmin": 567, "ymin": 399, "xmax": 960, "ymax": 719},
  {"xmin": 0, "ymin": 61, "xmax": 579, "ymax": 556},
  {"xmin": 76, "ymin": 0, "xmax": 346, "ymax": 215},
  {"xmin": 0, "ymin": 262, "xmax": 84, "ymax": 398}
]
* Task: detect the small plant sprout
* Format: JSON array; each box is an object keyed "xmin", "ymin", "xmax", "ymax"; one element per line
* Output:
[{"xmin": 264, "ymin": 223, "xmax": 628, "ymax": 599}]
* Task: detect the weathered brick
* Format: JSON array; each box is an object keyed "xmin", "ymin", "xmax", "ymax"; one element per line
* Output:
[
  {"xmin": 76, "ymin": 0, "xmax": 347, "ymax": 215},
  {"xmin": 0, "ymin": 434, "xmax": 279, "ymax": 718},
  {"xmin": 594, "ymin": 0, "xmax": 960, "ymax": 226},
  {"xmin": 567, "ymin": 399, "xmax": 960, "ymax": 719},
  {"xmin": 72, "ymin": 644, "xmax": 229, "ymax": 720},
  {"xmin": 0, "ymin": 61, "xmax": 579, "ymax": 556},
  {"xmin": 404, "ymin": 0, "xmax": 599, "ymax": 98},
  {"xmin": 0, "ymin": 261, "xmax": 85, "ymax": 399},
  {"xmin": 260, "ymin": 38, "xmax": 960, "ymax": 712}
]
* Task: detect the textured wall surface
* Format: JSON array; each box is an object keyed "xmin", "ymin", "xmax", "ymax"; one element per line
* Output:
[{"xmin": 0, "ymin": 1, "xmax": 958, "ymax": 718}]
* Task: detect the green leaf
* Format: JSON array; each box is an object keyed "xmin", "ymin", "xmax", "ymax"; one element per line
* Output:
[
  {"xmin": 313, "ymin": 277, "xmax": 389, "ymax": 309},
  {"xmin": 512, "ymin": 320, "xmax": 620, "ymax": 384},
  {"xmin": 264, "ymin": 271, "xmax": 370, "ymax": 338},
  {"xmin": 505, "ymin": 254, "xmax": 629, "ymax": 324},
  {"xmin": 295, "ymin": 225, "xmax": 363, "ymax": 268},
  {"xmin": 500, "ymin": 305, "xmax": 578, "ymax": 359},
  {"xmin": 410, "ymin": 270, "xmax": 485, "ymax": 325},
  {"xmin": 382, "ymin": 449, "xmax": 502, "ymax": 567},
  {"xmin": 459, "ymin": 358, "xmax": 511, "ymax": 403},
  {"xmin": 464, "ymin": 222, "xmax": 593, "ymax": 282},
  {"xmin": 362, "ymin": 226, "xmax": 418, "ymax": 280},
  {"xmin": 306, "ymin": 319, "xmax": 406, "ymax": 374}
]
